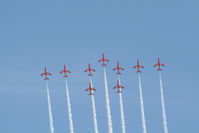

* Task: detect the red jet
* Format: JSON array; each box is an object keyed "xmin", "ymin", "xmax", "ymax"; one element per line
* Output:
[
  {"xmin": 133, "ymin": 60, "xmax": 144, "ymax": 73},
  {"xmin": 113, "ymin": 80, "xmax": 124, "ymax": 93},
  {"xmin": 98, "ymin": 53, "xmax": 110, "ymax": 66},
  {"xmin": 40, "ymin": 67, "xmax": 52, "ymax": 80},
  {"xmin": 85, "ymin": 82, "xmax": 96, "ymax": 95},
  {"xmin": 113, "ymin": 62, "xmax": 124, "ymax": 75},
  {"xmin": 154, "ymin": 58, "xmax": 165, "ymax": 71},
  {"xmin": 84, "ymin": 64, "xmax": 96, "ymax": 76},
  {"xmin": 60, "ymin": 65, "xmax": 71, "ymax": 77}
]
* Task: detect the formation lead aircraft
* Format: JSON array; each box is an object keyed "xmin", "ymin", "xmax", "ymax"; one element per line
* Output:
[
  {"xmin": 154, "ymin": 58, "xmax": 165, "ymax": 71},
  {"xmin": 98, "ymin": 53, "xmax": 109, "ymax": 66}
]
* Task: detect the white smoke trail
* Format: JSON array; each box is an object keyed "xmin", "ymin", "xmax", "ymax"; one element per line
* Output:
[
  {"xmin": 103, "ymin": 67, "xmax": 113, "ymax": 133},
  {"xmin": 89, "ymin": 77, "xmax": 99, "ymax": 133},
  {"xmin": 117, "ymin": 77, "xmax": 126, "ymax": 133},
  {"xmin": 138, "ymin": 74, "xmax": 147, "ymax": 133},
  {"xmin": 46, "ymin": 81, "xmax": 55, "ymax": 133},
  {"xmin": 159, "ymin": 72, "xmax": 169, "ymax": 133},
  {"xmin": 65, "ymin": 79, "xmax": 74, "ymax": 133}
]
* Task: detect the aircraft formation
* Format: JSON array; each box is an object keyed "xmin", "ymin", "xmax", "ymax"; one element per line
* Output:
[
  {"xmin": 41, "ymin": 54, "xmax": 165, "ymax": 88},
  {"xmin": 41, "ymin": 54, "xmax": 165, "ymax": 80},
  {"xmin": 40, "ymin": 54, "xmax": 167, "ymax": 133}
]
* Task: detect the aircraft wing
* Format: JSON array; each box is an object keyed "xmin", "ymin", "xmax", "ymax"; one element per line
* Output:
[
  {"xmin": 113, "ymin": 86, "xmax": 117, "ymax": 89},
  {"xmin": 105, "ymin": 59, "xmax": 110, "ymax": 62},
  {"xmin": 121, "ymin": 86, "xmax": 124, "ymax": 88},
  {"xmin": 153, "ymin": 64, "xmax": 158, "ymax": 67},
  {"xmin": 67, "ymin": 70, "xmax": 71, "ymax": 73},
  {"xmin": 48, "ymin": 73, "xmax": 52, "ymax": 75},
  {"xmin": 98, "ymin": 59, "xmax": 103, "ymax": 62},
  {"xmin": 120, "ymin": 67, "xmax": 124, "ymax": 70},
  {"xmin": 60, "ymin": 70, "xmax": 64, "ymax": 73},
  {"xmin": 40, "ymin": 73, "xmax": 45, "ymax": 76},
  {"xmin": 91, "ymin": 88, "xmax": 96, "ymax": 91},
  {"xmin": 113, "ymin": 67, "xmax": 117, "ymax": 71},
  {"xmin": 91, "ymin": 69, "xmax": 96, "ymax": 72},
  {"xmin": 133, "ymin": 66, "xmax": 137, "ymax": 69}
]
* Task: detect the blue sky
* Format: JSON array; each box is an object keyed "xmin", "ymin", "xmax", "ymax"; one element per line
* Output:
[{"xmin": 0, "ymin": 0, "xmax": 199, "ymax": 133}]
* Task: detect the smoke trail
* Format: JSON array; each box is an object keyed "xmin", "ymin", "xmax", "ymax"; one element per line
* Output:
[
  {"xmin": 65, "ymin": 79, "xmax": 74, "ymax": 133},
  {"xmin": 138, "ymin": 74, "xmax": 147, "ymax": 133},
  {"xmin": 90, "ymin": 77, "xmax": 99, "ymax": 133},
  {"xmin": 159, "ymin": 72, "xmax": 169, "ymax": 133},
  {"xmin": 117, "ymin": 77, "xmax": 126, "ymax": 133},
  {"xmin": 103, "ymin": 67, "xmax": 113, "ymax": 133},
  {"xmin": 46, "ymin": 81, "xmax": 55, "ymax": 133}
]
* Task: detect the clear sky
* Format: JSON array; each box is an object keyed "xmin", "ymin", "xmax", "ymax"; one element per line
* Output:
[{"xmin": 0, "ymin": 0, "xmax": 199, "ymax": 133}]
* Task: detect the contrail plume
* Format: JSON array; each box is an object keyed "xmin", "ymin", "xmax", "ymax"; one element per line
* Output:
[
  {"xmin": 138, "ymin": 74, "xmax": 147, "ymax": 133},
  {"xmin": 103, "ymin": 67, "xmax": 113, "ymax": 133},
  {"xmin": 65, "ymin": 79, "xmax": 75, "ymax": 133},
  {"xmin": 159, "ymin": 72, "xmax": 169, "ymax": 133},
  {"xmin": 117, "ymin": 77, "xmax": 126, "ymax": 133},
  {"xmin": 89, "ymin": 77, "xmax": 99, "ymax": 133},
  {"xmin": 46, "ymin": 81, "xmax": 55, "ymax": 133}
]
